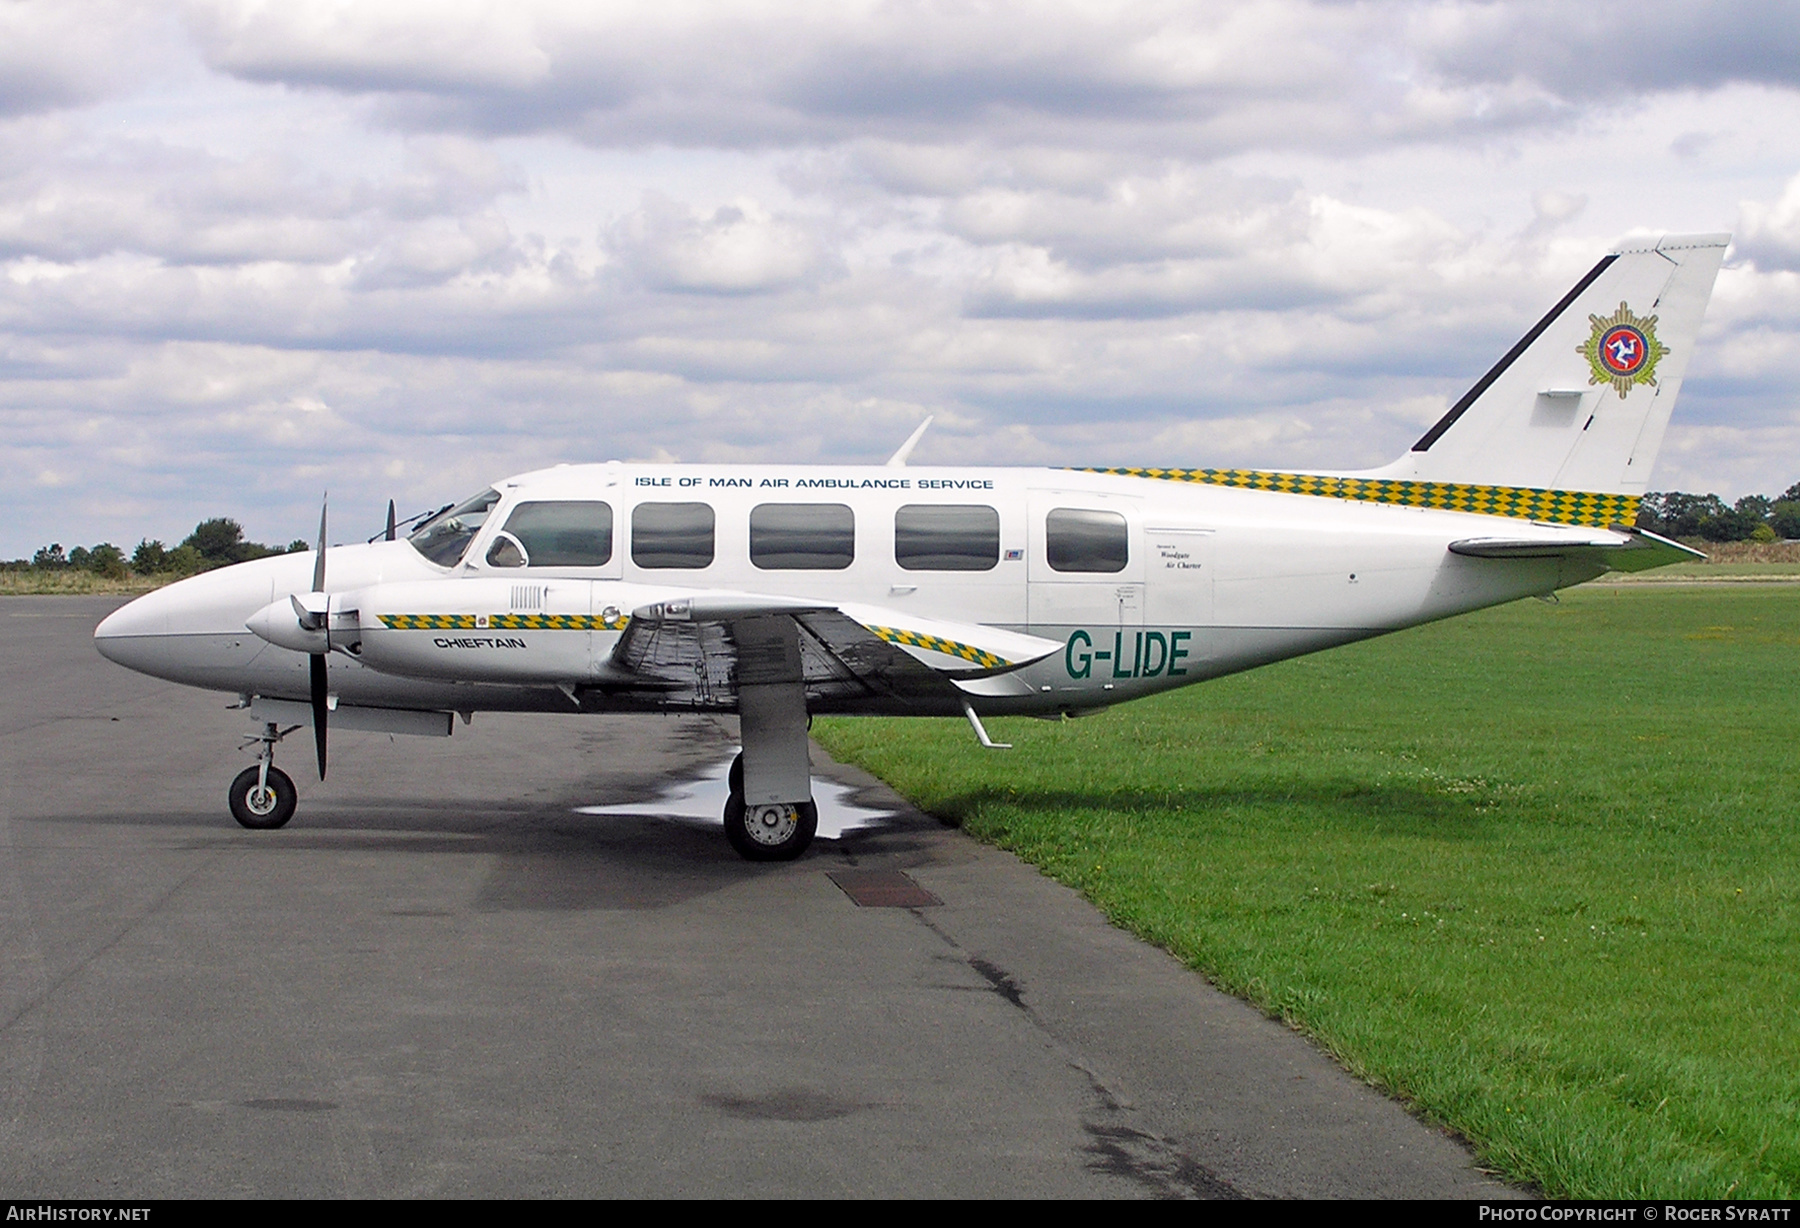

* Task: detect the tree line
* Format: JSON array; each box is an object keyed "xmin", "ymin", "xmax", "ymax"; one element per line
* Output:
[
  {"xmin": 1635, "ymin": 482, "xmax": 1800, "ymax": 543},
  {"xmin": 3, "ymin": 519, "xmax": 309, "ymax": 580}
]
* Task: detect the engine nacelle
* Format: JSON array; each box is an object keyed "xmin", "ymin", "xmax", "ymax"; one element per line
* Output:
[{"xmin": 346, "ymin": 578, "xmax": 627, "ymax": 684}]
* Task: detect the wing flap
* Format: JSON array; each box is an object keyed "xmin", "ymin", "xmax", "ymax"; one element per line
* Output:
[{"xmin": 602, "ymin": 590, "xmax": 1059, "ymax": 710}]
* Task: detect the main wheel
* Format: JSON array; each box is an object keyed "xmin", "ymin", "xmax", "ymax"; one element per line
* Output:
[
  {"xmin": 723, "ymin": 793, "xmax": 817, "ymax": 862},
  {"xmin": 229, "ymin": 765, "xmax": 297, "ymax": 830},
  {"xmin": 728, "ymin": 752, "xmax": 743, "ymax": 796}
]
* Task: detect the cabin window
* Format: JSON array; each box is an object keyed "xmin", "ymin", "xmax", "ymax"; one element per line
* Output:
[
  {"xmin": 486, "ymin": 501, "xmax": 613, "ymax": 568},
  {"xmin": 1045, "ymin": 507, "xmax": 1129, "ymax": 573},
  {"xmin": 631, "ymin": 502, "xmax": 715, "ymax": 569},
  {"xmin": 894, "ymin": 504, "xmax": 1000, "ymax": 571},
  {"xmin": 408, "ymin": 488, "xmax": 501, "ymax": 567},
  {"xmin": 749, "ymin": 503, "xmax": 855, "ymax": 570}
]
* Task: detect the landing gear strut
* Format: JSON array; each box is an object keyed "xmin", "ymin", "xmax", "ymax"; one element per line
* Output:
[
  {"xmin": 723, "ymin": 752, "xmax": 817, "ymax": 862},
  {"xmin": 229, "ymin": 720, "xmax": 298, "ymax": 830},
  {"xmin": 724, "ymin": 615, "xmax": 818, "ymax": 862}
]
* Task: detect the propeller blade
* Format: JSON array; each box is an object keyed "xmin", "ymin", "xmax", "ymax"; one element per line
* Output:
[
  {"xmin": 310, "ymin": 652, "xmax": 329, "ymax": 780},
  {"xmin": 309, "ymin": 494, "xmax": 331, "ymax": 779},
  {"xmin": 385, "ymin": 499, "xmax": 397, "ymax": 542},
  {"xmin": 311, "ymin": 497, "xmax": 328, "ymax": 593}
]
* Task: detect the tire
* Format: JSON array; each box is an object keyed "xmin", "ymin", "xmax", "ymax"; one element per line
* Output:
[
  {"xmin": 728, "ymin": 752, "xmax": 743, "ymax": 796},
  {"xmin": 723, "ymin": 792, "xmax": 817, "ymax": 862},
  {"xmin": 229, "ymin": 765, "xmax": 297, "ymax": 830}
]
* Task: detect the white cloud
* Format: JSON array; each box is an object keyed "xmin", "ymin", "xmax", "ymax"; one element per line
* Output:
[
  {"xmin": 606, "ymin": 195, "xmax": 835, "ymax": 294},
  {"xmin": 186, "ymin": 0, "xmax": 554, "ymax": 93},
  {"xmin": 5, "ymin": 2, "xmax": 1800, "ymax": 555},
  {"xmin": 1738, "ymin": 171, "xmax": 1800, "ymax": 272}
]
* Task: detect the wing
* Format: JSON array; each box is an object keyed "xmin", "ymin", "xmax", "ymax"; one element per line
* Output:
[
  {"xmin": 1449, "ymin": 525, "xmax": 1702, "ymax": 573},
  {"xmin": 602, "ymin": 591, "xmax": 1062, "ymax": 713}
]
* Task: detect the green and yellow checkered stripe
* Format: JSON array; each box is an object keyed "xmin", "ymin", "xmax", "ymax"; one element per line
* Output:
[
  {"xmin": 378, "ymin": 613, "xmax": 630, "ymax": 631},
  {"xmin": 869, "ymin": 624, "xmax": 1008, "ymax": 669},
  {"xmin": 1081, "ymin": 467, "xmax": 1639, "ymax": 529}
]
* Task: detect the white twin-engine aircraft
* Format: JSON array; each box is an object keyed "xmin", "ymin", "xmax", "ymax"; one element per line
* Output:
[{"xmin": 96, "ymin": 234, "xmax": 1727, "ymax": 860}]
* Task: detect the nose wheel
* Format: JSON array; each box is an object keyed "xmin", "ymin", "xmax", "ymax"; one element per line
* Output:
[
  {"xmin": 229, "ymin": 718, "xmax": 300, "ymax": 830},
  {"xmin": 723, "ymin": 752, "xmax": 817, "ymax": 861},
  {"xmin": 229, "ymin": 765, "xmax": 296, "ymax": 829}
]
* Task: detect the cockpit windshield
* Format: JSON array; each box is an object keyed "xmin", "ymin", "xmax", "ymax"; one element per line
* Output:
[{"xmin": 407, "ymin": 488, "xmax": 502, "ymax": 567}]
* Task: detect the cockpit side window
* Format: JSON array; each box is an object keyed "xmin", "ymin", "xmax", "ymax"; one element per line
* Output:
[
  {"xmin": 408, "ymin": 488, "xmax": 502, "ymax": 567},
  {"xmin": 486, "ymin": 501, "xmax": 614, "ymax": 568}
]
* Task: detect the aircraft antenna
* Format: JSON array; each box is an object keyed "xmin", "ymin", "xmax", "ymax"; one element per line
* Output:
[{"xmin": 886, "ymin": 415, "xmax": 934, "ymax": 467}]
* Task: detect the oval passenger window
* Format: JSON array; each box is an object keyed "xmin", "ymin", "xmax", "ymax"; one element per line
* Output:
[
  {"xmin": 632, "ymin": 502, "xmax": 715, "ymax": 569},
  {"xmin": 894, "ymin": 504, "xmax": 1000, "ymax": 571},
  {"xmin": 750, "ymin": 503, "xmax": 854, "ymax": 570}
]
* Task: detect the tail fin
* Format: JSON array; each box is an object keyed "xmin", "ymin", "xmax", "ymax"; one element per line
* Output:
[{"xmin": 1376, "ymin": 234, "xmax": 1727, "ymax": 495}]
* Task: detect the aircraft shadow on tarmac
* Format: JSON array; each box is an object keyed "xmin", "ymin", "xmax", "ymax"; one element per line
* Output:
[{"xmin": 32, "ymin": 757, "xmax": 948, "ymax": 912}]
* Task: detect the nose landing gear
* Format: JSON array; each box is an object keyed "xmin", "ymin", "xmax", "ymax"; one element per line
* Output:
[{"xmin": 229, "ymin": 720, "xmax": 299, "ymax": 830}]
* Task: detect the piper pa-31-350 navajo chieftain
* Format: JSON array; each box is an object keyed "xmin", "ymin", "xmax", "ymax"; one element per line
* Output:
[{"xmin": 96, "ymin": 233, "xmax": 1727, "ymax": 860}]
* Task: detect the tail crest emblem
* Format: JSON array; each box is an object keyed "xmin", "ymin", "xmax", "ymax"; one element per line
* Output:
[{"xmin": 1581, "ymin": 302, "xmax": 1670, "ymax": 398}]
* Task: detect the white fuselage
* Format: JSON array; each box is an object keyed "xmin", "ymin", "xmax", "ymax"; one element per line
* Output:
[{"xmin": 95, "ymin": 462, "xmax": 1602, "ymax": 718}]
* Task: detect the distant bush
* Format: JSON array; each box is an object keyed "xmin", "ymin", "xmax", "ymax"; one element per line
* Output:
[
  {"xmin": 86, "ymin": 543, "xmax": 128, "ymax": 579},
  {"xmin": 181, "ymin": 517, "xmax": 284, "ymax": 566},
  {"xmin": 164, "ymin": 544, "xmax": 203, "ymax": 574},
  {"xmin": 132, "ymin": 539, "xmax": 167, "ymax": 572}
]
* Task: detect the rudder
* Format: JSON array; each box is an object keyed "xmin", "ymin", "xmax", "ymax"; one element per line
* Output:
[{"xmin": 1375, "ymin": 234, "xmax": 1727, "ymax": 496}]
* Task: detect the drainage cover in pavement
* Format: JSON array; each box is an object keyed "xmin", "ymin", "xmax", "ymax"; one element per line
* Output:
[{"xmin": 827, "ymin": 869, "xmax": 942, "ymax": 908}]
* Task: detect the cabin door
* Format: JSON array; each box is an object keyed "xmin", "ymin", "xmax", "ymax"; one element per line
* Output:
[{"xmin": 1026, "ymin": 490, "xmax": 1144, "ymax": 632}]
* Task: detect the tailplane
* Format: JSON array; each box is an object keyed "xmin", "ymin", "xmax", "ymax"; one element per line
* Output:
[{"xmin": 1374, "ymin": 234, "xmax": 1727, "ymax": 495}]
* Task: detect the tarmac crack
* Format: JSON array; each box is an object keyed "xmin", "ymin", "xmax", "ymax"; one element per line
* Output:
[
  {"xmin": 912, "ymin": 910, "xmax": 1242, "ymax": 1200},
  {"xmin": 1078, "ymin": 1074, "xmax": 1242, "ymax": 1200}
]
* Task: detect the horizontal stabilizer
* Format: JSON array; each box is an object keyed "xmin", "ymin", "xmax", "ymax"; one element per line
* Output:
[{"xmin": 1449, "ymin": 527, "xmax": 1702, "ymax": 573}]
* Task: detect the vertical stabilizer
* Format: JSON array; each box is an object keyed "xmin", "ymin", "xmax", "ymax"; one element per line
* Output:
[{"xmin": 1375, "ymin": 234, "xmax": 1727, "ymax": 495}]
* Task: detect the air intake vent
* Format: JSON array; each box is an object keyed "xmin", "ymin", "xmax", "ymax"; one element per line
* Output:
[{"xmin": 510, "ymin": 585, "xmax": 544, "ymax": 611}]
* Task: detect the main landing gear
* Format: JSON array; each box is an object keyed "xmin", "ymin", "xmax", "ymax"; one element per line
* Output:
[
  {"xmin": 723, "ymin": 752, "xmax": 818, "ymax": 862},
  {"xmin": 229, "ymin": 720, "xmax": 299, "ymax": 830}
]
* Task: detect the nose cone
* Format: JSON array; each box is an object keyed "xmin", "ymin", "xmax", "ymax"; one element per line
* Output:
[
  {"xmin": 96, "ymin": 590, "xmax": 165, "ymax": 643},
  {"xmin": 95, "ymin": 588, "xmax": 174, "ymax": 670},
  {"xmin": 93, "ymin": 556, "xmax": 298, "ymax": 683}
]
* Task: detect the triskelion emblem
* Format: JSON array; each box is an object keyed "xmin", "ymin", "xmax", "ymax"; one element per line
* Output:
[{"xmin": 1581, "ymin": 302, "xmax": 1670, "ymax": 398}]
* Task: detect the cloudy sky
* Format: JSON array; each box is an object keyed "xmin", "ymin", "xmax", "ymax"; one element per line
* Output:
[{"xmin": 6, "ymin": 0, "xmax": 1800, "ymax": 555}]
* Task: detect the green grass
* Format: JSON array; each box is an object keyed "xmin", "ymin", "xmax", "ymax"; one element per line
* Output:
[{"xmin": 814, "ymin": 586, "xmax": 1800, "ymax": 1198}]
